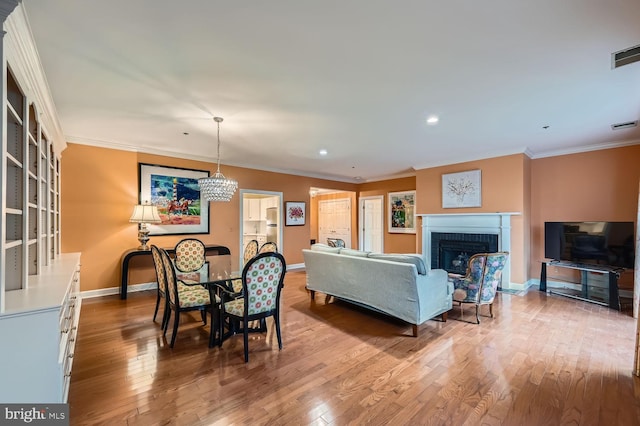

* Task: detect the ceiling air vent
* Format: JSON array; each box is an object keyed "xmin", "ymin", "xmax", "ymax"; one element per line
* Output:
[
  {"xmin": 612, "ymin": 44, "xmax": 640, "ymax": 68},
  {"xmin": 611, "ymin": 120, "xmax": 638, "ymax": 130}
]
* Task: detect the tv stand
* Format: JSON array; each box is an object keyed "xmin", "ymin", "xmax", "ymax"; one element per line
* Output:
[{"xmin": 539, "ymin": 260, "xmax": 621, "ymax": 310}]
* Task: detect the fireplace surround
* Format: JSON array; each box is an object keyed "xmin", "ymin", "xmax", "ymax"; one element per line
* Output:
[
  {"xmin": 418, "ymin": 213, "xmax": 519, "ymax": 289},
  {"xmin": 433, "ymin": 233, "xmax": 498, "ymax": 274}
]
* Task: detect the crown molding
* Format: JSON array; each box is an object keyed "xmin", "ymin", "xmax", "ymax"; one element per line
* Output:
[
  {"xmin": 4, "ymin": 3, "xmax": 66, "ymax": 154},
  {"xmin": 67, "ymin": 136, "xmax": 365, "ymax": 184},
  {"xmin": 412, "ymin": 146, "xmax": 530, "ymax": 171},
  {"xmin": 528, "ymin": 138, "xmax": 640, "ymax": 159},
  {"xmin": 0, "ymin": 0, "xmax": 19, "ymax": 23}
]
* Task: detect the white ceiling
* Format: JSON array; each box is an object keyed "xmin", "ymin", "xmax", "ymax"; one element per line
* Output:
[{"xmin": 23, "ymin": 0, "xmax": 640, "ymax": 182}]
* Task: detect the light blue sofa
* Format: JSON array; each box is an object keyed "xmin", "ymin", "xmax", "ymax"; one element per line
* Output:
[{"xmin": 302, "ymin": 244, "xmax": 452, "ymax": 336}]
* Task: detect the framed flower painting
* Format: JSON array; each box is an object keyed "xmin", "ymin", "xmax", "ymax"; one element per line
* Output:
[{"xmin": 285, "ymin": 201, "xmax": 306, "ymax": 226}]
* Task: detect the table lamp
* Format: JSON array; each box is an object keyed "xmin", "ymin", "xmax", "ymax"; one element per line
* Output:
[{"xmin": 129, "ymin": 202, "xmax": 162, "ymax": 250}]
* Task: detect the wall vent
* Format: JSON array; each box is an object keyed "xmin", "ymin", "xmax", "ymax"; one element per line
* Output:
[
  {"xmin": 611, "ymin": 120, "xmax": 638, "ymax": 130},
  {"xmin": 612, "ymin": 44, "xmax": 640, "ymax": 68}
]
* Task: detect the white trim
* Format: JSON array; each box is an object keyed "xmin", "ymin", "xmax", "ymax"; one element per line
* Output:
[
  {"xmin": 81, "ymin": 264, "xmax": 306, "ymax": 299},
  {"xmin": 419, "ymin": 212, "xmax": 520, "ymax": 289},
  {"xmin": 5, "ymin": 4, "xmax": 66, "ymax": 155},
  {"xmin": 239, "ymin": 189, "xmax": 284, "ymax": 271},
  {"xmin": 81, "ymin": 282, "xmax": 156, "ymax": 299}
]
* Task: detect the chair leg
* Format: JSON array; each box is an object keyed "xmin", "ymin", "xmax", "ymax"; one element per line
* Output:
[
  {"xmin": 218, "ymin": 313, "xmax": 224, "ymax": 348},
  {"xmin": 243, "ymin": 324, "xmax": 249, "ymax": 363},
  {"xmin": 162, "ymin": 306, "xmax": 170, "ymax": 332},
  {"xmin": 275, "ymin": 312, "xmax": 283, "ymax": 350},
  {"xmin": 475, "ymin": 305, "xmax": 480, "ymax": 324},
  {"xmin": 153, "ymin": 293, "xmax": 161, "ymax": 322},
  {"xmin": 170, "ymin": 312, "xmax": 180, "ymax": 348},
  {"xmin": 209, "ymin": 305, "xmax": 218, "ymax": 348},
  {"xmin": 489, "ymin": 303, "xmax": 494, "ymax": 318},
  {"xmin": 201, "ymin": 309, "xmax": 207, "ymax": 325}
]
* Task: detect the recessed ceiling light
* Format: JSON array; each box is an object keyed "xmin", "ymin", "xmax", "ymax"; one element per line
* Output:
[
  {"xmin": 426, "ymin": 116, "xmax": 439, "ymax": 125},
  {"xmin": 319, "ymin": 149, "xmax": 328, "ymax": 156}
]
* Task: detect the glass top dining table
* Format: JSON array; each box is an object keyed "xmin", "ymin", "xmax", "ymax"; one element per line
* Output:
[{"xmin": 175, "ymin": 254, "xmax": 242, "ymax": 347}]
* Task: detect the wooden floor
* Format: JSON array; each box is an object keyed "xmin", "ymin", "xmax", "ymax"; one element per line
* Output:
[{"xmin": 69, "ymin": 271, "xmax": 640, "ymax": 425}]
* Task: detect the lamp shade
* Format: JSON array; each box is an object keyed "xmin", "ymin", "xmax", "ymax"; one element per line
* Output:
[{"xmin": 129, "ymin": 204, "xmax": 162, "ymax": 223}]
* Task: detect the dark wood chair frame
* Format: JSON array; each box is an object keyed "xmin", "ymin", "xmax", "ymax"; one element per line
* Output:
[
  {"xmin": 150, "ymin": 245, "xmax": 171, "ymax": 331},
  {"xmin": 160, "ymin": 247, "xmax": 212, "ymax": 348},
  {"xmin": 218, "ymin": 252, "xmax": 287, "ymax": 362}
]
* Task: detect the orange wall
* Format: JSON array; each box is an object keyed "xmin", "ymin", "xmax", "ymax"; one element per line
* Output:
[
  {"xmin": 359, "ymin": 176, "xmax": 417, "ymax": 253},
  {"xmin": 61, "ymin": 143, "xmax": 357, "ymax": 292},
  {"xmin": 415, "ymin": 154, "xmax": 528, "ymax": 284},
  {"xmin": 530, "ymin": 145, "xmax": 640, "ymax": 279},
  {"xmin": 62, "ymin": 142, "xmax": 640, "ymax": 292}
]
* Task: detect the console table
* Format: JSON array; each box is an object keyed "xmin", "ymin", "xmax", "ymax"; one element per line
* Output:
[
  {"xmin": 120, "ymin": 244, "xmax": 230, "ymax": 299},
  {"xmin": 539, "ymin": 260, "xmax": 622, "ymax": 310}
]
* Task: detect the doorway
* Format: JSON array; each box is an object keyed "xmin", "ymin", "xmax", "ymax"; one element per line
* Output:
[
  {"xmin": 359, "ymin": 196, "xmax": 384, "ymax": 252},
  {"xmin": 239, "ymin": 190, "xmax": 283, "ymax": 268},
  {"xmin": 318, "ymin": 198, "xmax": 352, "ymax": 248}
]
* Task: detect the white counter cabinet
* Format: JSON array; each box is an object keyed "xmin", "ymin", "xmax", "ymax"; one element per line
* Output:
[{"xmin": 0, "ymin": 253, "xmax": 81, "ymax": 403}]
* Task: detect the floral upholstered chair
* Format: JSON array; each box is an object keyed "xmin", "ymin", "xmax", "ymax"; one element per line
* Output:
[
  {"xmin": 231, "ymin": 240, "xmax": 260, "ymax": 293},
  {"xmin": 327, "ymin": 238, "xmax": 346, "ymax": 248},
  {"xmin": 160, "ymin": 247, "xmax": 213, "ymax": 348},
  {"xmin": 451, "ymin": 252, "xmax": 509, "ymax": 324},
  {"xmin": 258, "ymin": 241, "xmax": 278, "ymax": 254},
  {"xmin": 174, "ymin": 238, "xmax": 206, "ymax": 272},
  {"xmin": 219, "ymin": 252, "xmax": 286, "ymax": 362}
]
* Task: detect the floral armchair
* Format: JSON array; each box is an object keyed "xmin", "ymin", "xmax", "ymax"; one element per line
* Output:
[
  {"xmin": 451, "ymin": 252, "xmax": 509, "ymax": 324},
  {"xmin": 327, "ymin": 238, "xmax": 346, "ymax": 248}
]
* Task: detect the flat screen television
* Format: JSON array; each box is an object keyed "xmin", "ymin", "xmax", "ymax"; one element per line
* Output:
[{"xmin": 544, "ymin": 221, "xmax": 635, "ymax": 269}]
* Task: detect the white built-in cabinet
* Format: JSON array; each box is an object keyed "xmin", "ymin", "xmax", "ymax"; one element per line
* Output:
[
  {"xmin": 0, "ymin": 2, "xmax": 80, "ymax": 403},
  {"xmin": 243, "ymin": 198, "xmax": 262, "ymax": 220},
  {"xmin": 243, "ymin": 196, "xmax": 279, "ymax": 221}
]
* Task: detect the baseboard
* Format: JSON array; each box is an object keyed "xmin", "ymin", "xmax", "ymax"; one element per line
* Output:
[
  {"xmin": 81, "ymin": 264, "xmax": 306, "ymax": 299},
  {"xmin": 81, "ymin": 282, "xmax": 156, "ymax": 299}
]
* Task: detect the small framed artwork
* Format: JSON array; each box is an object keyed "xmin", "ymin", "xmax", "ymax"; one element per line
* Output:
[
  {"xmin": 388, "ymin": 191, "xmax": 416, "ymax": 234},
  {"xmin": 442, "ymin": 169, "xmax": 482, "ymax": 208},
  {"xmin": 139, "ymin": 163, "xmax": 210, "ymax": 235},
  {"xmin": 285, "ymin": 201, "xmax": 306, "ymax": 226}
]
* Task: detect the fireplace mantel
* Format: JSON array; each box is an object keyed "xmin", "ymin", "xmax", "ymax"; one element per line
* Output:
[{"xmin": 418, "ymin": 213, "xmax": 520, "ymax": 289}]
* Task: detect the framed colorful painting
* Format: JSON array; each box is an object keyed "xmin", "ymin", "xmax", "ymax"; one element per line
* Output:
[
  {"xmin": 388, "ymin": 191, "xmax": 416, "ymax": 233},
  {"xmin": 138, "ymin": 163, "xmax": 210, "ymax": 235},
  {"xmin": 285, "ymin": 201, "xmax": 306, "ymax": 226}
]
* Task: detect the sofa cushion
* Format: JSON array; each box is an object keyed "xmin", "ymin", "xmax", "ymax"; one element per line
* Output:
[
  {"xmin": 367, "ymin": 253, "xmax": 427, "ymax": 275},
  {"xmin": 339, "ymin": 248, "xmax": 370, "ymax": 257},
  {"xmin": 310, "ymin": 243, "xmax": 342, "ymax": 253}
]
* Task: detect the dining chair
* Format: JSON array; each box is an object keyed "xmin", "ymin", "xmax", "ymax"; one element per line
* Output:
[
  {"xmin": 258, "ymin": 241, "xmax": 278, "ymax": 254},
  {"xmin": 243, "ymin": 239, "xmax": 259, "ymax": 264},
  {"xmin": 150, "ymin": 245, "xmax": 170, "ymax": 331},
  {"xmin": 174, "ymin": 238, "xmax": 206, "ymax": 272},
  {"xmin": 451, "ymin": 252, "xmax": 509, "ymax": 324},
  {"xmin": 219, "ymin": 252, "xmax": 287, "ymax": 362},
  {"xmin": 159, "ymin": 247, "xmax": 213, "ymax": 348},
  {"xmin": 233, "ymin": 239, "xmax": 260, "ymax": 293}
]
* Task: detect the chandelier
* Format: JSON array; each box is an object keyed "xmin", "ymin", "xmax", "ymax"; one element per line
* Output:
[{"xmin": 198, "ymin": 117, "xmax": 238, "ymax": 202}]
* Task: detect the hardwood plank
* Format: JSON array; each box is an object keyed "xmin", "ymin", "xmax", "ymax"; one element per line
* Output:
[{"xmin": 68, "ymin": 271, "xmax": 640, "ymax": 425}]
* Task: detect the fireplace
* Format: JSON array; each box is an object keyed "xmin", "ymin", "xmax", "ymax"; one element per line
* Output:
[
  {"xmin": 432, "ymin": 232, "xmax": 498, "ymax": 274},
  {"xmin": 418, "ymin": 212, "xmax": 519, "ymax": 289}
]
